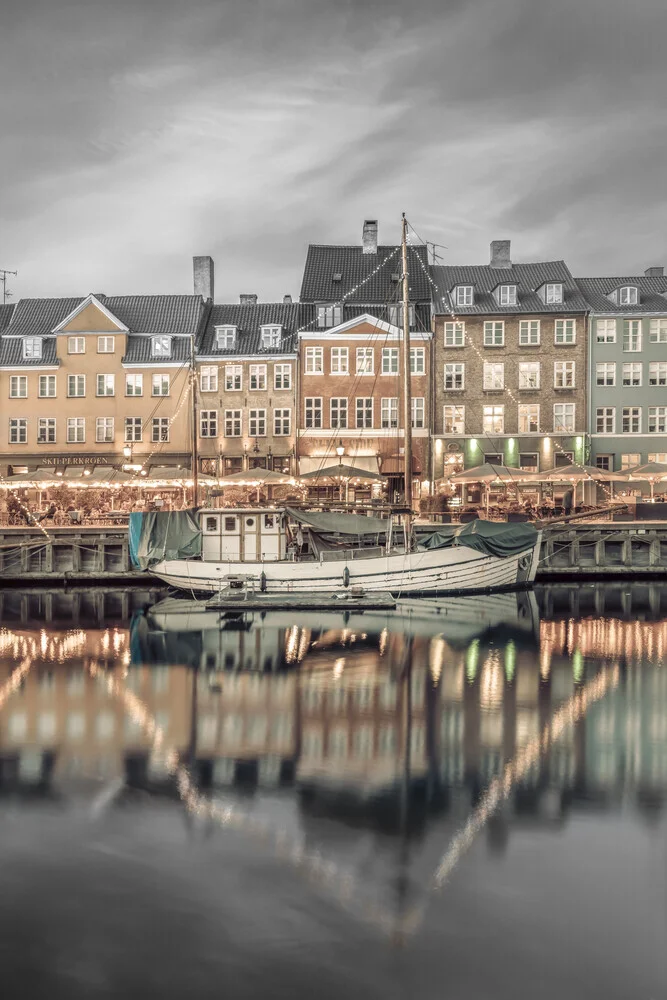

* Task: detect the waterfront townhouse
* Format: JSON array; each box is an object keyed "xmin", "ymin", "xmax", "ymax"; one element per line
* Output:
[
  {"xmin": 297, "ymin": 220, "xmax": 433, "ymax": 498},
  {"xmin": 0, "ymin": 292, "xmax": 205, "ymax": 475},
  {"xmin": 576, "ymin": 268, "xmax": 667, "ymax": 473},
  {"xmin": 195, "ymin": 295, "xmax": 299, "ymax": 476},
  {"xmin": 431, "ymin": 241, "xmax": 590, "ymax": 479}
]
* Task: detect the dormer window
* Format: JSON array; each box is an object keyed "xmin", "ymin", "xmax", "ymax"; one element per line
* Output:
[
  {"xmin": 151, "ymin": 336, "xmax": 172, "ymax": 358},
  {"xmin": 498, "ymin": 284, "xmax": 517, "ymax": 306},
  {"xmin": 317, "ymin": 304, "xmax": 342, "ymax": 329},
  {"xmin": 455, "ymin": 285, "xmax": 473, "ymax": 307},
  {"xmin": 387, "ymin": 303, "xmax": 416, "ymax": 328},
  {"xmin": 260, "ymin": 325, "xmax": 281, "ymax": 349},
  {"xmin": 545, "ymin": 283, "xmax": 563, "ymax": 304},
  {"xmin": 332, "ymin": 273, "xmax": 342, "ymax": 283},
  {"xmin": 23, "ymin": 337, "xmax": 43, "ymax": 359},
  {"xmin": 619, "ymin": 286, "xmax": 638, "ymax": 305},
  {"xmin": 215, "ymin": 326, "xmax": 237, "ymax": 349}
]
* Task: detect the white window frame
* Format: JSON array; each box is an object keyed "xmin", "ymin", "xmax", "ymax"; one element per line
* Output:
[
  {"xmin": 619, "ymin": 285, "xmax": 638, "ymax": 305},
  {"xmin": 621, "ymin": 453, "xmax": 641, "ymax": 469},
  {"xmin": 411, "ymin": 397, "xmax": 425, "ymax": 429},
  {"xmin": 330, "ymin": 347, "xmax": 349, "ymax": 375},
  {"xmin": 151, "ymin": 374, "xmax": 170, "ymax": 397},
  {"xmin": 596, "ymin": 319, "xmax": 617, "ymax": 343},
  {"xmin": 305, "ymin": 347, "xmax": 323, "ymax": 374},
  {"xmin": 225, "ymin": 364, "xmax": 242, "ymax": 391},
  {"xmin": 648, "ymin": 452, "xmax": 667, "ymax": 463},
  {"xmin": 355, "ymin": 347, "xmax": 374, "ymax": 374},
  {"xmin": 545, "ymin": 283, "xmax": 563, "ymax": 305},
  {"xmin": 381, "ymin": 397, "xmax": 398, "ymax": 429},
  {"xmin": 316, "ymin": 304, "xmax": 342, "ymax": 329},
  {"xmin": 97, "ymin": 335, "xmax": 115, "ymax": 354},
  {"xmin": 8, "ymin": 418, "xmax": 27, "ymax": 444},
  {"xmin": 68, "ymin": 336, "xmax": 85, "ymax": 354},
  {"xmin": 304, "ymin": 397, "xmax": 322, "ymax": 429},
  {"xmin": 482, "ymin": 405, "xmax": 504, "ymax": 434},
  {"xmin": 648, "ymin": 407, "xmax": 667, "ymax": 433},
  {"xmin": 96, "ymin": 374, "xmax": 115, "ymax": 397},
  {"xmin": 455, "ymin": 285, "xmax": 473, "ymax": 307},
  {"xmin": 649, "ymin": 362, "xmax": 667, "ymax": 386},
  {"xmin": 518, "ymin": 404, "xmax": 540, "ymax": 434},
  {"xmin": 483, "ymin": 362, "xmax": 504, "ymax": 390},
  {"xmin": 444, "ymin": 363, "xmax": 464, "ymax": 391},
  {"xmin": 124, "ymin": 417, "xmax": 143, "ymax": 443},
  {"xmin": 596, "ymin": 362, "xmax": 616, "ymax": 386},
  {"xmin": 484, "ymin": 321, "xmax": 504, "ymax": 346},
  {"xmin": 274, "ymin": 363, "xmax": 291, "ymax": 390},
  {"xmin": 554, "ymin": 361, "xmax": 575, "ymax": 388},
  {"xmin": 151, "ymin": 335, "xmax": 172, "ymax": 358},
  {"xmin": 215, "ymin": 326, "xmax": 236, "ymax": 349},
  {"xmin": 356, "ymin": 397, "xmax": 373, "ymax": 429},
  {"xmin": 224, "ymin": 409, "xmax": 242, "ymax": 437},
  {"xmin": 37, "ymin": 417, "xmax": 57, "ymax": 444},
  {"xmin": 23, "ymin": 337, "xmax": 43, "ymax": 359},
  {"xmin": 519, "ymin": 320, "xmax": 540, "ymax": 346},
  {"xmin": 623, "ymin": 320, "xmax": 642, "ymax": 353},
  {"xmin": 410, "ymin": 347, "xmax": 425, "ymax": 375},
  {"xmin": 67, "ymin": 374, "xmax": 86, "ymax": 398},
  {"xmin": 622, "ymin": 362, "xmax": 642, "ymax": 387},
  {"xmin": 10, "ymin": 375, "xmax": 27, "ymax": 398},
  {"xmin": 273, "ymin": 408, "xmax": 291, "ymax": 436},
  {"xmin": 596, "ymin": 407, "xmax": 615, "ymax": 433},
  {"xmin": 260, "ymin": 325, "xmax": 281, "ymax": 349},
  {"xmin": 621, "ymin": 406, "xmax": 642, "ymax": 433},
  {"xmin": 498, "ymin": 284, "xmax": 517, "ymax": 306},
  {"xmin": 152, "ymin": 417, "xmax": 170, "ymax": 443},
  {"xmin": 248, "ymin": 408, "xmax": 266, "ymax": 437},
  {"xmin": 518, "ymin": 361, "xmax": 540, "ymax": 390},
  {"xmin": 649, "ymin": 318, "xmax": 667, "ymax": 343},
  {"xmin": 381, "ymin": 347, "xmax": 399, "ymax": 374},
  {"xmin": 67, "ymin": 417, "xmax": 86, "ymax": 443},
  {"xmin": 553, "ymin": 403, "xmax": 575, "ymax": 433},
  {"xmin": 125, "ymin": 373, "xmax": 143, "ymax": 397},
  {"xmin": 38, "ymin": 375, "xmax": 56, "ymax": 397},
  {"xmin": 200, "ymin": 410, "xmax": 218, "ymax": 438},
  {"xmin": 444, "ymin": 321, "xmax": 465, "ymax": 347},
  {"xmin": 249, "ymin": 364, "xmax": 267, "ymax": 390},
  {"xmin": 199, "ymin": 366, "xmax": 218, "ymax": 392},
  {"xmin": 555, "ymin": 319, "xmax": 576, "ymax": 344},
  {"xmin": 442, "ymin": 405, "xmax": 465, "ymax": 434},
  {"xmin": 96, "ymin": 417, "xmax": 114, "ymax": 443},
  {"xmin": 330, "ymin": 397, "xmax": 348, "ymax": 429}
]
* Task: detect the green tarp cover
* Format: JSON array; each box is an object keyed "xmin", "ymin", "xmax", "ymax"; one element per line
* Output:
[
  {"xmin": 420, "ymin": 519, "xmax": 537, "ymax": 558},
  {"xmin": 131, "ymin": 509, "xmax": 202, "ymax": 569},
  {"xmin": 419, "ymin": 527, "xmax": 458, "ymax": 549},
  {"xmin": 284, "ymin": 507, "xmax": 389, "ymax": 536}
]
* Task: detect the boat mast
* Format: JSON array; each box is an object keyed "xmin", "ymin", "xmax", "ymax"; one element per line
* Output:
[
  {"xmin": 401, "ymin": 213, "xmax": 413, "ymax": 513},
  {"xmin": 190, "ymin": 333, "xmax": 199, "ymax": 507}
]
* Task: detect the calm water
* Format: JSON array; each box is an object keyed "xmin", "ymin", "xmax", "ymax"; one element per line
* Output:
[{"xmin": 1, "ymin": 584, "xmax": 666, "ymax": 999}]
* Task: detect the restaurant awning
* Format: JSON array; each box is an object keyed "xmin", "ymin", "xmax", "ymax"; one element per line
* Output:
[
  {"xmin": 380, "ymin": 455, "xmax": 422, "ymax": 476},
  {"xmin": 298, "ymin": 455, "xmax": 380, "ymax": 475},
  {"xmin": 299, "ymin": 463, "xmax": 383, "ymax": 482}
]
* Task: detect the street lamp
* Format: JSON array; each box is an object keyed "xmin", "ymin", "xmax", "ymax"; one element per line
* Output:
[
  {"xmin": 336, "ymin": 441, "xmax": 345, "ymax": 465},
  {"xmin": 123, "ymin": 445, "xmax": 132, "ymax": 459}
]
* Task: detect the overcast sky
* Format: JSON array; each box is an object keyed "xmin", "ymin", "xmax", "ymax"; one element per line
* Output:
[{"xmin": 2, "ymin": 0, "xmax": 666, "ymax": 302}]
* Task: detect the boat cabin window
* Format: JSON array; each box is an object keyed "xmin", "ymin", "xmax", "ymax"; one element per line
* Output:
[
  {"xmin": 224, "ymin": 516, "xmax": 237, "ymax": 531},
  {"xmin": 264, "ymin": 513, "xmax": 275, "ymax": 529},
  {"xmin": 204, "ymin": 516, "xmax": 219, "ymax": 533}
]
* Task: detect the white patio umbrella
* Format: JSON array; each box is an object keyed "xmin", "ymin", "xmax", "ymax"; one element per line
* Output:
[
  {"xmin": 625, "ymin": 461, "xmax": 667, "ymax": 500},
  {"xmin": 217, "ymin": 467, "xmax": 295, "ymax": 501}
]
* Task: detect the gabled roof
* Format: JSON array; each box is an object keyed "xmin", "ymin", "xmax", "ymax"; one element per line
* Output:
[
  {"xmin": 300, "ymin": 244, "xmax": 432, "ymax": 304},
  {"xmin": 299, "ymin": 312, "xmax": 400, "ymax": 338},
  {"xmin": 198, "ymin": 302, "xmax": 300, "ymax": 358},
  {"xmin": 575, "ymin": 276, "xmax": 667, "ymax": 314},
  {"xmin": 297, "ymin": 302, "xmax": 433, "ymax": 334},
  {"xmin": 1, "ymin": 298, "xmax": 83, "ymax": 338},
  {"xmin": 104, "ymin": 295, "xmax": 203, "ymax": 335},
  {"xmin": 0, "ymin": 304, "xmax": 15, "ymax": 332},
  {"xmin": 432, "ymin": 261, "xmax": 588, "ymax": 315},
  {"xmin": 52, "ymin": 293, "xmax": 129, "ymax": 332}
]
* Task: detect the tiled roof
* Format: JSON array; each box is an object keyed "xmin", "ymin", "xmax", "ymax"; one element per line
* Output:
[
  {"xmin": 575, "ymin": 276, "xmax": 667, "ymax": 314},
  {"xmin": 104, "ymin": 295, "xmax": 204, "ymax": 335},
  {"xmin": 122, "ymin": 336, "xmax": 193, "ymax": 365},
  {"xmin": 0, "ymin": 336, "xmax": 60, "ymax": 367},
  {"xmin": 198, "ymin": 302, "xmax": 300, "ymax": 358},
  {"xmin": 297, "ymin": 302, "xmax": 432, "ymax": 334},
  {"xmin": 300, "ymin": 244, "xmax": 432, "ymax": 304},
  {"xmin": 0, "ymin": 304, "xmax": 15, "ymax": 332},
  {"xmin": 1, "ymin": 298, "xmax": 83, "ymax": 338},
  {"xmin": 432, "ymin": 261, "xmax": 589, "ymax": 315}
]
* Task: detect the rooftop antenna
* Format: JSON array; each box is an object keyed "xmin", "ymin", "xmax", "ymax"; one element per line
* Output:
[{"xmin": 0, "ymin": 269, "xmax": 17, "ymax": 305}]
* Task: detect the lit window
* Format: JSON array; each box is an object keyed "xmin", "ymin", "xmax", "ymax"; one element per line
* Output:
[
  {"xmin": 483, "ymin": 362, "xmax": 504, "ymax": 390},
  {"xmin": 249, "ymin": 364, "xmax": 267, "ymax": 390},
  {"xmin": 621, "ymin": 453, "xmax": 641, "ymax": 469},
  {"xmin": 482, "ymin": 405, "xmax": 504, "ymax": 433},
  {"xmin": 444, "ymin": 321, "xmax": 465, "ymax": 346},
  {"xmin": 484, "ymin": 321, "xmax": 504, "ymax": 346},
  {"xmin": 443, "ymin": 405, "xmax": 464, "ymax": 434},
  {"xmin": 621, "ymin": 406, "xmax": 641, "ymax": 433},
  {"xmin": 648, "ymin": 452, "xmax": 667, "ymax": 464},
  {"xmin": 518, "ymin": 404, "xmax": 539, "ymax": 433},
  {"xmin": 125, "ymin": 374, "xmax": 143, "ymax": 396},
  {"xmin": 519, "ymin": 320, "xmax": 540, "ymax": 345},
  {"xmin": 596, "ymin": 407, "xmax": 615, "ymax": 433},
  {"xmin": 519, "ymin": 362, "xmax": 540, "ymax": 389}
]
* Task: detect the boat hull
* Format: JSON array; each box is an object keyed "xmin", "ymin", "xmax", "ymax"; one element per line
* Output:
[{"xmin": 149, "ymin": 533, "xmax": 541, "ymax": 596}]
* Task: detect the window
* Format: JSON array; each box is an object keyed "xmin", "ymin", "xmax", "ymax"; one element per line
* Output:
[
  {"xmin": 498, "ymin": 284, "xmax": 517, "ymax": 305},
  {"xmin": 152, "ymin": 374, "xmax": 170, "ymax": 396},
  {"xmin": 545, "ymin": 283, "xmax": 563, "ymax": 304},
  {"xmin": 96, "ymin": 374, "xmax": 115, "ymax": 396},
  {"xmin": 648, "ymin": 452, "xmax": 667, "ymax": 463},
  {"xmin": 622, "ymin": 363, "xmax": 642, "ymax": 387},
  {"xmin": 305, "ymin": 397, "xmax": 322, "ymax": 429},
  {"xmin": 68, "ymin": 336, "xmax": 85, "ymax": 354},
  {"xmin": 225, "ymin": 365, "xmax": 242, "ymax": 391},
  {"xmin": 483, "ymin": 405, "xmax": 504, "ymax": 433},
  {"xmin": 67, "ymin": 417, "xmax": 85, "ymax": 443},
  {"xmin": 518, "ymin": 404, "xmax": 540, "ymax": 433},
  {"xmin": 97, "ymin": 336, "xmax": 115, "ymax": 353},
  {"xmin": 37, "ymin": 418, "xmax": 56, "ymax": 443},
  {"xmin": 596, "ymin": 319, "xmax": 616, "ymax": 343},
  {"xmin": 330, "ymin": 347, "xmax": 348, "ymax": 374},
  {"xmin": 248, "ymin": 409, "xmax": 266, "ymax": 437},
  {"xmin": 249, "ymin": 364, "xmax": 267, "ymax": 390},
  {"xmin": 151, "ymin": 335, "xmax": 171, "ymax": 357},
  {"xmin": 215, "ymin": 326, "xmax": 236, "ymax": 349},
  {"xmin": 596, "ymin": 455, "xmax": 612, "ymax": 472},
  {"xmin": 9, "ymin": 376, "xmax": 27, "ymax": 398},
  {"xmin": 649, "ymin": 318, "xmax": 667, "ymax": 343},
  {"xmin": 455, "ymin": 285, "xmax": 473, "ymax": 306},
  {"xmin": 316, "ymin": 304, "xmax": 342, "ymax": 328},
  {"xmin": 554, "ymin": 361, "xmax": 575, "ymax": 388},
  {"xmin": 519, "ymin": 453, "xmax": 538, "ymax": 471},
  {"xmin": 619, "ymin": 285, "xmax": 638, "ymax": 305},
  {"xmin": 67, "ymin": 374, "xmax": 85, "ymax": 397},
  {"xmin": 410, "ymin": 347, "xmax": 425, "ymax": 374},
  {"xmin": 596, "ymin": 362, "xmax": 616, "ymax": 386},
  {"xmin": 621, "ymin": 407, "xmax": 641, "ymax": 433},
  {"xmin": 483, "ymin": 362, "xmax": 504, "ymax": 390},
  {"xmin": 330, "ymin": 398, "xmax": 348, "ymax": 429},
  {"xmin": 623, "ymin": 320, "xmax": 642, "ymax": 352},
  {"xmin": 125, "ymin": 374, "xmax": 143, "ymax": 396},
  {"xmin": 274, "ymin": 363, "xmax": 291, "ymax": 389},
  {"xmin": 596, "ymin": 407, "xmax": 615, "ymax": 433},
  {"xmin": 648, "ymin": 407, "xmax": 667, "ymax": 433},
  {"xmin": 649, "ymin": 362, "xmax": 667, "ymax": 386},
  {"xmin": 356, "ymin": 348, "xmax": 374, "ymax": 374},
  {"xmin": 124, "ymin": 417, "xmax": 142, "ymax": 442},
  {"xmin": 381, "ymin": 347, "xmax": 399, "ymax": 374},
  {"xmin": 484, "ymin": 321, "xmax": 504, "ymax": 346},
  {"xmin": 518, "ymin": 362, "xmax": 540, "ymax": 389},
  {"xmin": 387, "ymin": 303, "xmax": 416, "ymax": 328},
  {"xmin": 444, "ymin": 321, "xmax": 465, "ymax": 346},
  {"xmin": 444, "ymin": 363, "xmax": 464, "ymax": 390},
  {"xmin": 381, "ymin": 397, "xmax": 398, "ymax": 429},
  {"xmin": 553, "ymin": 403, "xmax": 575, "ymax": 432},
  {"xmin": 225, "ymin": 409, "xmax": 242, "ymax": 437},
  {"xmin": 200, "ymin": 410, "xmax": 218, "ymax": 437},
  {"xmin": 274, "ymin": 408, "xmax": 291, "ymax": 436},
  {"xmin": 23, "ymin": 337, "xmax": 42, "ymax": 359},
  {"xmin": 199, "ymin": 366, "xmax": 218, "ymax": 392},
  {"xmin": 305, "ymin": 347, "xmax": 323, "ymax": 374},
  {"xmin": 555, "ymin": 319, "xmax": 576, "ymax": 344},
  {"xmin": 96, "ymin": 417, "xmax": 114, "ymax": 443},
  {"xmin": 412, "ymin": 397, "xmax": 425, "ymax": 429},
  {"xmin": 621, "ymin": 453, "xmax": 641, "ymax": 469},
  {"xmin": 260, "ymin": 325, "xmax": 281, "ymax": 349},
  {"xmin": 38, "ymin": 375, "xmax": 56, "ymax": 397},
  {"xmin": 356, "ymin": 397, "xmax": 373, "ymax": 429},
  {"xmin": 152, "ymin": 417, "xmax": 170, "ymax": 442},
  {"xmin": 519, "ymin": 320, "xmax": 540, "ymax": 346},
  {"xmin": 8, "ymin": 418, "xmax": 27, "ymax": 444},
  {"xmin": 443, "ymin": 405, "xmax": 465, "ymax": 434}
]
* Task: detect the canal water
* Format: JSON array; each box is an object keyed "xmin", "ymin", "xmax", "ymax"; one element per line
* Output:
[{"xmin": 0, "ymin": 584, "xmax": 665, "ymax": 999}]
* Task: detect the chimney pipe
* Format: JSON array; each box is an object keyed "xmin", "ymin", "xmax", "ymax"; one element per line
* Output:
[
  {"xmin": 362, "ymin": 219, "xmax": 378, "ymax": 254},
  {"xmin": 283, "ymin": 294, "xmax": 292, "ymax": 304},
  {"xmin": 193, "ymin": 256, "xmax": 214, "ymax": 301},
  {"xmin": 645, "ymin": 266, "xmax": 664, "ymax": 277},
  {"xmin": 240, "ymin": 293, "xmax": 258, "ymax": 305},
  {"xmin": 490, "ymin": 240, "xmax": 511, "ymax": 269}
]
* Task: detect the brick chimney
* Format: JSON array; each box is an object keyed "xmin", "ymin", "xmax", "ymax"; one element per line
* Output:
[
  {"xmin": 283, "ymin": 294, "xmax": 292, "ymax": 304},
  {"xmin": 193, "ymin": 256, "xmax": 214, "ymax": 301},
  {"xmin": 240, "ymin": 293, "xmax": 258, "ymax": 305},
  {"xmin": 645, "ymin": 266, "xmax": 664, "ymax": 277},
  {"xmin": 362, "ymin": 219, "xmax": 378, "ymax": 254},
  {"xmin": 490, "ymin": 240, "xmax": 511, "ymax": 269}
]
